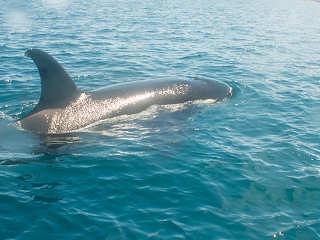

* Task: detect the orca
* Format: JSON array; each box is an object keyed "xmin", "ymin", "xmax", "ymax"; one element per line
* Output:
[{"xmin": 18, "ymin": 49, "xmax": 233, "ymax": 134}]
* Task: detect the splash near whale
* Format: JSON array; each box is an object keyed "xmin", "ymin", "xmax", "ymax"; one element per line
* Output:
[{"xmin": 18, "ymin": 49, "xmax": 233, "ymax": 134}]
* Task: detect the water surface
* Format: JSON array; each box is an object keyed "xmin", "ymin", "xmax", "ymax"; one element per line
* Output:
[{"xmin": 0, "ymin": 0, "xmax": 320, "ymax": 239}]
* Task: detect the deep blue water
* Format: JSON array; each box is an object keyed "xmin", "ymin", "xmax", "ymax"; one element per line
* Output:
[{"xmin": 1, "ymin": 0, "xmax": 320, "ymax": 239}]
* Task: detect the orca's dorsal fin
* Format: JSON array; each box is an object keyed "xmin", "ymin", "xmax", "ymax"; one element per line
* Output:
[{"xmin": 25, "ymin": 49, "xmax": 81, "ymax": 111}]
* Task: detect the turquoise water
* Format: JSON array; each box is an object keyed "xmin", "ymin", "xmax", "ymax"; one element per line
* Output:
[{"xmin": 1, "ymin": 0, "xmax": 320, "ymax": 239}]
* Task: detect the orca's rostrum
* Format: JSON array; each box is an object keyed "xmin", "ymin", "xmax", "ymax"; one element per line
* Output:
[{"xmin": 19, "ymin": 49, "xmax": 233, "ymax": 134}]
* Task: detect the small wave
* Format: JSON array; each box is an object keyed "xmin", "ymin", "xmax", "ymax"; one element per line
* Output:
[
  {"xmin": 0, "ymin": 111, "xmax": 14, "ymax": 121},
  {"xmin": 180, "ymin": 52, "xmax": 209, "ymax": 60},
  {"xmin": 0, "ymin": 113, "xmax": 41, "ymax": 162}
]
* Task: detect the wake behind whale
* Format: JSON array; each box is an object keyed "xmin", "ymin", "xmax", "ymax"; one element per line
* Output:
[{"xmin": 18, "ymin": 49, "xmax": 233, "ymax": 134}]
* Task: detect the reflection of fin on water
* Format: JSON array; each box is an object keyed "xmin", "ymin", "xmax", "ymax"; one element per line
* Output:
[{"xmin": 40, "ymin": 133, "xmax": 81, "ymax": 148}]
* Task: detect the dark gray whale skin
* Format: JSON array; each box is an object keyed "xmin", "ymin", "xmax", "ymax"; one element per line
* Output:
[{"xmin": 18, "ymin": 49, "xmax": 233, "ymax": 134}]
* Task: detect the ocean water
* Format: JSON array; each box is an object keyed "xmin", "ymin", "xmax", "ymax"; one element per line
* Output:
[{"xmin": 0, "ymin": 0, "xmax": 320, "ymax": 239}]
